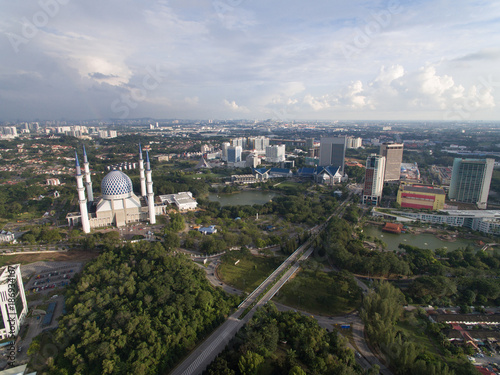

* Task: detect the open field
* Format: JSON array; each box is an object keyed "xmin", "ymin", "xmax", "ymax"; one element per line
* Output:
[
  {"xmin": 273, "ymin": 269, "xmax": 362, "ymax": 316},
  {"xmin": 0, "ymin": 250, "xmax": 98, "ymax": 268},
  {"xmin": 218, "ymin": 254, "xmax": 282, "ymax": 293}
]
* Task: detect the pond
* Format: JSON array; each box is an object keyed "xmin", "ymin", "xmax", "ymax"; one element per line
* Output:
[
  {"xmin": 207, "ymin": 191, "xmax": 277, "ymax": 207},
  {"xmin": 363, "ymin": 225, "xmax": 479, "ymax": 252}
]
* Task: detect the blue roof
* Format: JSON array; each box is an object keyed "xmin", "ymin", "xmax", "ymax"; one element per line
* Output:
[
  {"xmin": 317, "ymin": 166, "xmax": 340, "ymax": 175},
  {"xmin": 297, "ymin": 167, "xmax": 315, "ymax": 175},
  {"xmin": 269, "ymin": 168, "xmax": 291, "ymax": 173},
  {"xmin": 253, "ymin": 168, "xmax": 269, "ymax": 174}
]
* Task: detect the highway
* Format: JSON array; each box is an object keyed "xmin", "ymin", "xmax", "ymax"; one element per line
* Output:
[{"xmin": 170, "ymin": 237, "xmax": 315, "ymax": 375}]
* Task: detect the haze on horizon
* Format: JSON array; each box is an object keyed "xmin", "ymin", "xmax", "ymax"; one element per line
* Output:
[{"xmin": 1, "ymin": 0, "xmax": 500, "ymax": 122}]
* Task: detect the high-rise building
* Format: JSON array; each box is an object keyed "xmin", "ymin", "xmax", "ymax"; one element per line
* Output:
[
  {"xmin": 319, "ymin": 136, "xmax": 346, "ymax": 173},
  {"xmin": 0, "ymin": 264, "xmax": 28, "ymax": 340},
  {"xmin": 449, "ymin": 158, "xmax": 494, "ymax": 209},
  {"xmin": 266, "ymin": 145, "xmax": 286, "ymax": 163},
  {"xmin": 221, "ymin": 142, "xmax": 230, "ymax": 162},
  {"xmin": 227, "ymin": 146, "xmax": 242, "ymax": 163},
  {"xmin": 363, "ymin": 154, "xmax": 386, "ymax": 205},
  {"xmin": 380, "ymin": 143, "xmax": 403, "ymax": 181},
  {"xmin": 248, "ymin": 136, "xmax": 269, "ymax": 151},
  {"xmin": 305, "ymin": 138, "xmax": 315, "ymax": 149},
  {"xmin": 231, "ymin": 137, "xmax": 247, "ymax": 149},
  {"xmin": 346, "ymin": 136, "xmax": 362, "ymax": 149}
]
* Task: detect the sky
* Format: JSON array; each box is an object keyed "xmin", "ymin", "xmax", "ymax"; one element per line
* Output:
[{"xmin": 1, "ymin": 0, "xmax": 500, "ymax": 122}]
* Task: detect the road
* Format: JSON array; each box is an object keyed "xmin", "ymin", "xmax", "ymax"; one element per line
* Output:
[
  {"xmin": 171, "ymin": 195, "xmax": 393, "ymax": 375},
  {"xmin": 170, "ymin": 239, "xmax": 315, "ymax": 375}
]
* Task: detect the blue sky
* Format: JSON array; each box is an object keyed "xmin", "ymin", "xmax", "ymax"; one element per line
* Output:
[{"xmin": 1, "ymin": 0, "xmax": 500, "ymax": 121}]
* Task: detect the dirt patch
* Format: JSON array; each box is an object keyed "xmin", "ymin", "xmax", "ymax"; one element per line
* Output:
[{"xmin": 0, "ymin": 250, "xmax": 99, "ymax": 266}]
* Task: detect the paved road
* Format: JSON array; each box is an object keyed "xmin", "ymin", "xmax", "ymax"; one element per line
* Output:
[{"xmin": 170, "ymin": 241, "xmax": 314, "ymax": 375}]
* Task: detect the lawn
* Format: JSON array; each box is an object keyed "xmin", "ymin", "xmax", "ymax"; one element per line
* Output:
[
  {"xmin": 273, "ymin": 269, "xmax": 362, "ymax": 316},
  {"xmin": 396, "ymin": 312, "xmax": 440, "ymax": 356},
  {"xmin": 218, "ymin": 254, "xmax": 283, "ymax": 293}
]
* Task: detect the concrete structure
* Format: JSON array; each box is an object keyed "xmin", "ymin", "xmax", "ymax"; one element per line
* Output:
[
  {"xmin": 380, "ymin": 143, "xmax": 404, "ymax": 182},
  {"xmin": 227, "ymin": 146, "xmax": 242, "ymax": 163},
  {"xmin": 0, "ymin": 231, "xmax": 14, "ymax": 243},
  {"xmin": 372, "ymin": 209, "xmax": 500, "ymax": 235},
  {"xmin": 363, "ymin": 154, "xmax": 386, "ymax": 205},
  {"xmin": 265, "ymin": 144, "xmax": 286, "ymax": 163},
  {"xmin": 159, "ymin": 192, "xmax": 198, "ymax": 210},
  {"xmin": 145, "ymin": 151, "xmax": 156, "ymax": 224},
  {"xmin": 0, "ymin": 265, "xmax": 27, "ymax": 340},
  {"xmin": 449, "ymin": 158, "xmax": 494, "ymax": 209},
  {"xmin": 248, "ymin": 136, "xmax": 269, "ymax": 151},
  {"xmin": 245, "ymin": 153, "xmax": 261, "ymax": 168},
  {"xmin": 431, "ymin": 165, "xmax": 453, "ymax": 186},
  {"xmin": 400, "ymin": 163, "xmax": 420, "ymax": 181},
  {"xmin": 315, "ymin": 166, "xmax": 343, "ymax": 186},
  {"xmin": 139, "ymin": 144, "xmax": 147, "ymax": 197},
  {"xmin": 82, "ymin": 146, "xmax": 94, "ymax": 202},
  {"xmin": 199, "ymin": 225, "xmax": 217, "ymax": 235},
  {"xmin": 397, "ymin": 183, "xmax": 446, "ymax": 210},
  {"xmin": 319, "ymin": 136, "xmax": 346, "ymax": 172},
  {"xmin": 46, "ymin": 178, "xmax": 61, "ymax": 186},
  {"xmin": 221, "ymin": 142, "xmax": 230, "ymax": 162},
  {"xmin": 346, "ymin": 136, "xmax": 362, "ymax": 149},
  {"xmin": 231, "ymin": 137, "xmax": 246, "ymax": 149},
  {"xmin": 75, "ymin": 152, "xmax": 90, "ymax": 233}
]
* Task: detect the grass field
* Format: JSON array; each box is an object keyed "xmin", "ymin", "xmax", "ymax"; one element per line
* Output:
[
  {"xmin": 396, "ymin": 312, "xmax": 440, "ymax": 356},
  {"xmin": 218, "ymin": 254, "xmax": 283, "ymax": 293},
  {"xmin": 273, "ymin": 269, "xmax": 362, "ymax": 316}
]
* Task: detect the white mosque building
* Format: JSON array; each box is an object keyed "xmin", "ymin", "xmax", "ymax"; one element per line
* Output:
[{"xmin": 66, "ymin": 145, "xmax": 162, "ymax": 233}]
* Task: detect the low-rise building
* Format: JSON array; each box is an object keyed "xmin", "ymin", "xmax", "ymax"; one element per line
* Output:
[
  {"xmin": 158, "ymin": 192, "xmax": 198, "ymax": 210},
  {"xmin": 397, "ymin": 183, "xmax": 446, "ymax": 210}
]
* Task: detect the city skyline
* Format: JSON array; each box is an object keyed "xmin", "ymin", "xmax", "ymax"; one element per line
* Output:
[{"xmin": 1, "ymin": 1, "xmax": 500, "ymax": 121}]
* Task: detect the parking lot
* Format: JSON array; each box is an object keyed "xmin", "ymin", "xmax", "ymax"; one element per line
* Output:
[{"xmin": 23, "ymin": 262, "xmax": 82, "ymax": 294}]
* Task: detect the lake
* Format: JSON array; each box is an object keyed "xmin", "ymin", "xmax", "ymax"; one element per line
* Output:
[
  {"xmin": 363, "ymin": 225, "xmax": 478, "ymax": 252},
  {"xmin": 207, "ymin": 191, "xmax": 276, "ymax": 207}
]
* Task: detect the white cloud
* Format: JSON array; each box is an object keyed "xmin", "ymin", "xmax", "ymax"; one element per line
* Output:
[{"xmin": 223, "ymin": 99, "xmax": 250, "ymax": 113}]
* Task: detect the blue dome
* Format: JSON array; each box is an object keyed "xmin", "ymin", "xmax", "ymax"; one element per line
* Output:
[{"xmin": 101, "ymin": 170, "xmax": 133, "ymax": 198}]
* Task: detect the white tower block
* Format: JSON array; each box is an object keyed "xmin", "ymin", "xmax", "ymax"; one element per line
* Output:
[
  {"xmin": 139, "ymin": 143, "xmax": 147, "ymax": 197},
  {"xmin": 83, "ymin": 146, "xmax": 94, "ymax": 202},
  {"xmin": 75, "ymin": 152, "xmax": 90, "ymax": 233},
  {"xmin": 146, "ymin": 151, "xmax": 156, "ymax": 225}
]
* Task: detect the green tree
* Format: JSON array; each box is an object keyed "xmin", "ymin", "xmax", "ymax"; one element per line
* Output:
[{"xmin": 238, "ymin": 351, "xmax": 264, "ymax": 375}]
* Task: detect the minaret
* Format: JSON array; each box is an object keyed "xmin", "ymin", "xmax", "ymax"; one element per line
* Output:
[
  {"xmin": 139, "ymin": 143, "xmax": 147, "ymax": 197},
  {"xmin": 75, "ymin": 152, "xmax": 90, "ymax": 234},
  {"xmin": 146, "ymin": 151, "xmax": 156, "ymax": 225},
  {"xmin": 82, "ymin": 146, "xmax": 94, "ymax": 202}
]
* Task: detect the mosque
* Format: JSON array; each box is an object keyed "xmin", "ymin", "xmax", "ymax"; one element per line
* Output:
[{"xmin": 66, "ymin": 145, "xmax": 162, "ymax": 233}]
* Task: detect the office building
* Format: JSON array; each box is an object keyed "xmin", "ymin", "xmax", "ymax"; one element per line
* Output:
[
  {"xmin": 363, "ymin": 154, "xmax": 386, "ymax": 205},
  {"xmin": 221, "ymin": 142, "xmax": 230, "ymax": 162},
  {"xmin": 380, "ymin": 143, "xmax": 404, "ymax": 182},
  {"xmin": 449, "ymin": 158, "xmax": 494, "ymax": 209},
  {"xmin": 266, "ymin": 145, "xmax": 286, "ymax": 163},
  {"xmin": 0, "ymin": 265, "xmax": 27, "ymax": 340},
  {"xmin": 319, "ymin": 136, "xmax": 346, "ymax": 172},
  {"xmin": 227, "ymin": 146, "xmax": 242, "ymax": 163}
]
